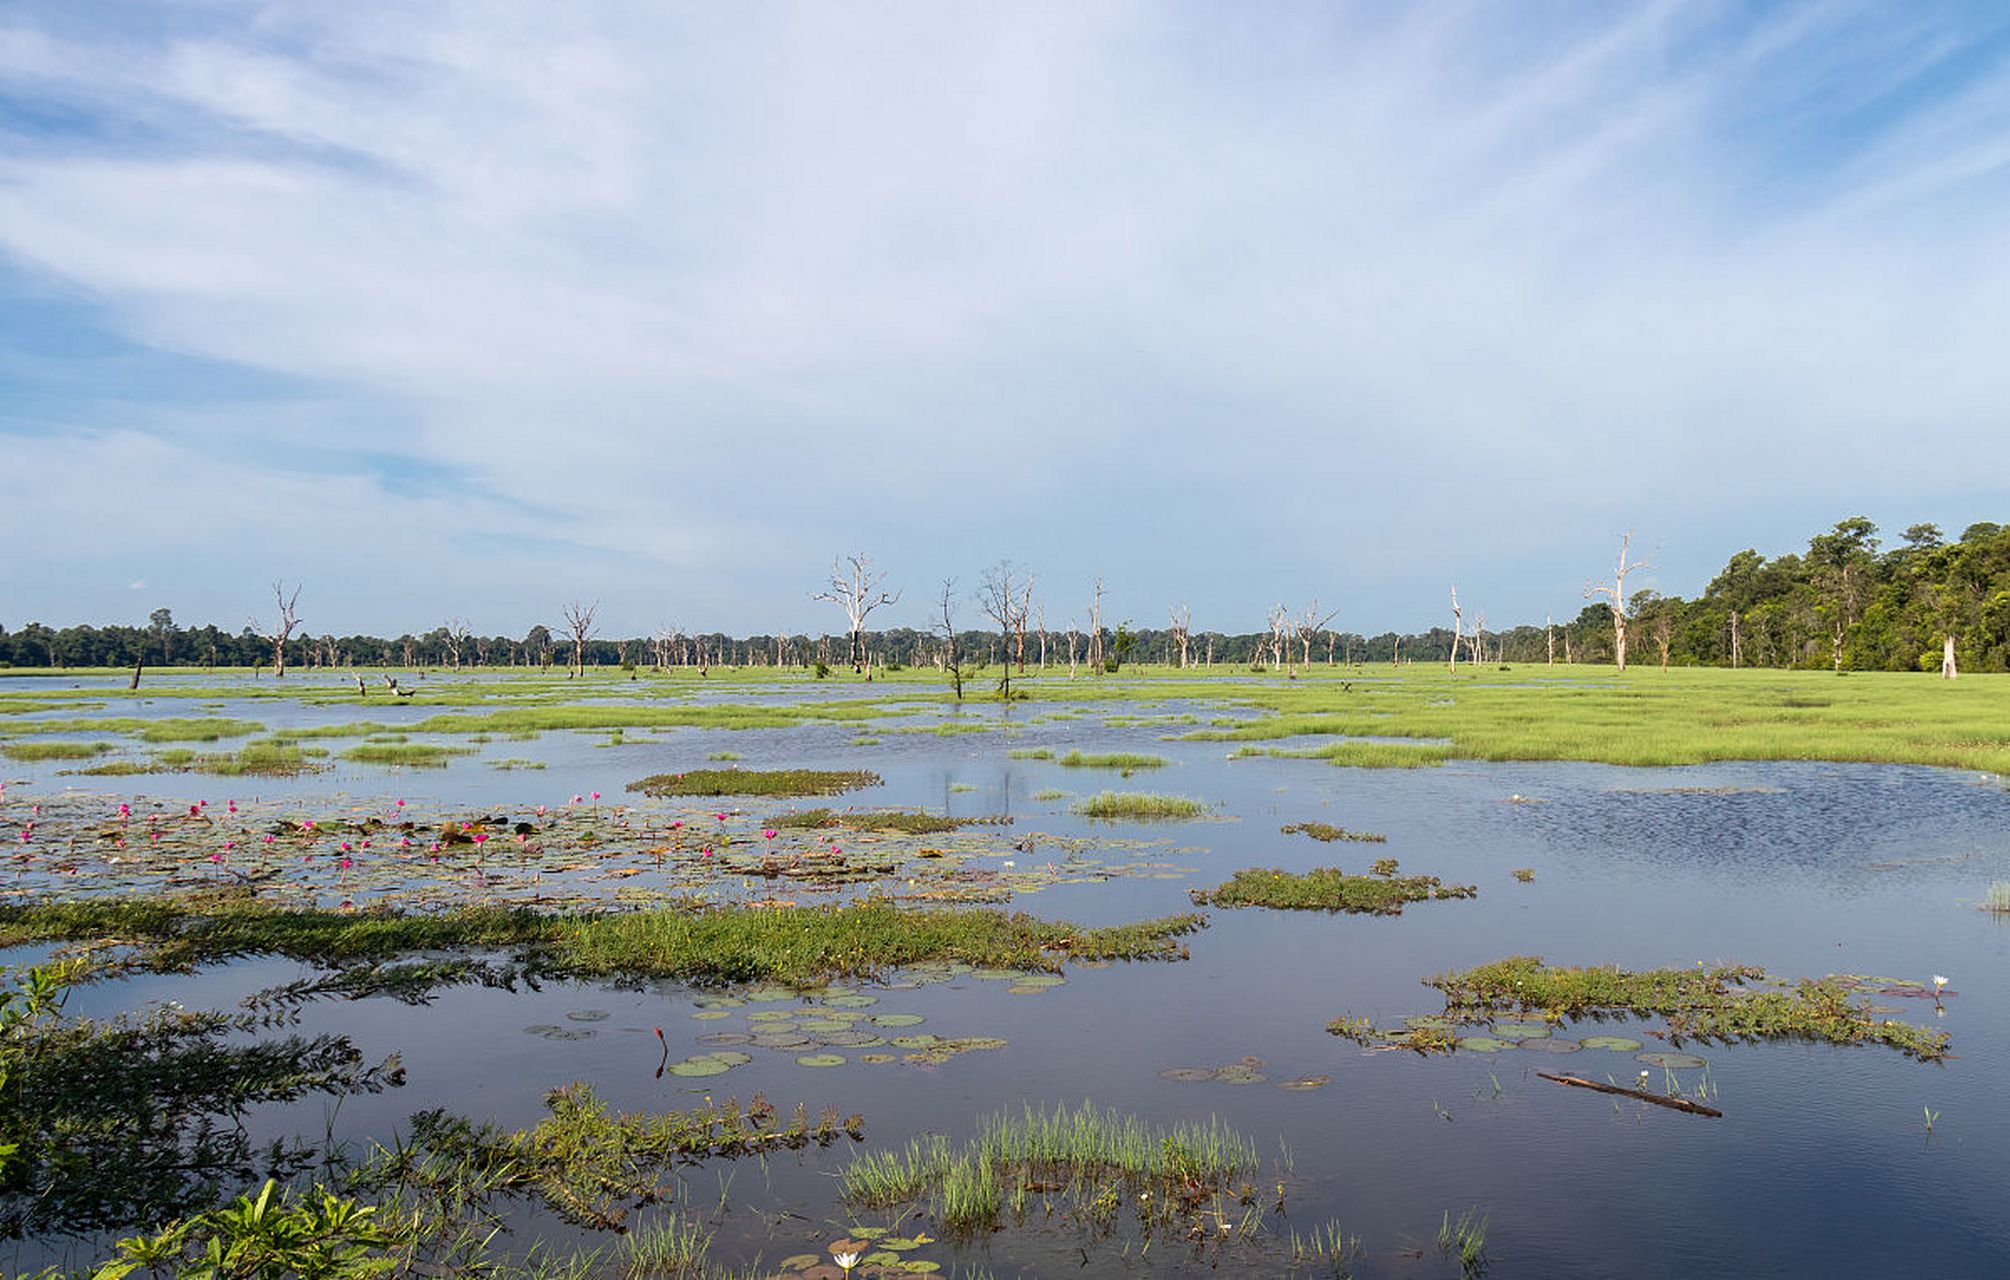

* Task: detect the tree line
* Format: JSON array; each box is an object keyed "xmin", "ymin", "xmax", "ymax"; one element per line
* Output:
[{"xmin": 2, "ymin": 518, "xmax": 2005, "ymax": 675}]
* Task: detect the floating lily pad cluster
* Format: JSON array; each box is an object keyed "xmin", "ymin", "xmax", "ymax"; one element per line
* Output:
[
  {"xmin": 1158, "ymin": 1054, "xmax": 1330, "ymax": 1090},
  {"xmin": 670, "ymin": 984, "xmax": 1011, "ymax": 1072}
]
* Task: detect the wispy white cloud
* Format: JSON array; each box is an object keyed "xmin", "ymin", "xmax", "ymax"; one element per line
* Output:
[{"xmin": 2, "ymin": 2, "xmax": 2007, "ymax": 635}]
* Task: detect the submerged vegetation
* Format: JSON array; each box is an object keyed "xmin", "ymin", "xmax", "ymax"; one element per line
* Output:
[
  {"xmin": 628, "ymin": 768, "xmax": 883, "ymax": 798},
  {"xmin": 1194, "ymin": 865, "xmax": 1476, "ymax": 915},
  {"xmin": 767, "ymin": 807, "xmax": 982, "ymax": 835}
]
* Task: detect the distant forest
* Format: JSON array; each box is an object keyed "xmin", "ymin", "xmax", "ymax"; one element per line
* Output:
[{"xmin": 4, "ymin": 518, "xmax": 2007, "ymax": 675}]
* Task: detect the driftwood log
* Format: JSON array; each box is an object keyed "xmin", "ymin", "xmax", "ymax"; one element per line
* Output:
[{"xmin": 1537, "ymin": 1071, "xmax": 1723, "ymax": 1117}]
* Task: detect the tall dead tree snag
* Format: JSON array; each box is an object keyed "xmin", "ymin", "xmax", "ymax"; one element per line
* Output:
[
  {"xmin": 979, "ymin": 561, "xmax": 1026, "ymax": 699},
  {"xmin": 561, "ymin": 601, "xmax": 598, "ymax": 678},
  {"xmin": 935, "ymin": 579, "xmax": 964, "ymax": 701},
  {"xmin": 813, "ymin": 553, "xmax": 900, "ymax": 674},
  {"xmin": 1168, "ymin": 603, "xmax": 1192, "ymax": 669},
  {"xmin": 1584, "ymin": 533, "xmax": 1650, "ymax": 673},
  {"xmin": 1448, "ymin": 587, "xmax": 1463, "ymax": 674},
  {"xmin": 1295, "ymin": 601, "xmax": 1338, "ymax": 672},
  {"xmin": 1086, "ymin": 577, "xmax": 1107, "ymax": 671},
  {"xmin": 256, "ymin": 582, "xmax": 303, "ymax": 678},
  {"xmin": 1942, "ymin": 633, "xmax": 1958, "ymax": 680}
]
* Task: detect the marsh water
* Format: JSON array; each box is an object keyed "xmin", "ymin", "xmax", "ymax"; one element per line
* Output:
[{"xmin": 4, "ymin": 670, "xmax": 2009, "ymax": 1277}]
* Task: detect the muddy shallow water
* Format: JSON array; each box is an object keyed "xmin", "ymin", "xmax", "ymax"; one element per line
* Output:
[{"xmin": 4, "ymin": 672, "xmax": 2009, "ymax": 1277}]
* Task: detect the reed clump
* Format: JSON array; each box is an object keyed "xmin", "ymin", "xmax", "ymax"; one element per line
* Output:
[
  {"xmin": 1073, "ymin": 791, "xmax": 1209, "ymax": 821},
  {"xmin": 629, "ymin": 768, "xmax": 882, "ymax": 798},
  {"xmin": 1193, "ymin": 866, "xmax": 1475, "ymax": 915}
]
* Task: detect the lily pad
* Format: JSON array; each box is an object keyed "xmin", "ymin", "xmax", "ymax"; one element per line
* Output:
[
  {"xmin": 1579, "ymin": 1035, "xmax": 1644, "ymax": 1052},
  {"xmin": 745, "ymin": 987, "xmax": 797, "ymax": 1003},
  {"xmin": 1277, "ymin": 1074, "xmax": 1331, "ymax": 1091},
  {"xmin": 696, "ymin": 1031, "xmax": 753, "ymax": 1046},
  {"xmin": 871, "ymin": 1013, "xmax": 926, "ymax": 1028},
  {"xmin": 971, "ymin": 968, "xmax": 1030, "ymax": 981},
  {"xmin": 668, "ymin": 1058, "xmax": 733, "ymax": 1077},
  {"xmin": 697, "ymin": 1050, "xmax": 753, "ymax": 1066},
  {"xmin": 750, "ymin": 1032, "xmax": 815, "ymax": 1050},
  {"xmin": 821, "ymin": 993, "xmax": 880, "ymax": 1008},
  {"xmin": 565, "ymin": 1009, "xmax": 610, "ymax": 1022},
  {"xmin": 1456, "ymin": 1036, "xmax": 1511, "ymax": 1052},
  {"xmin": 1159, "ymin": 1067, "xmax": 1219, "ymax": 1082},
  {"xmin": 691, "ymin": 1010, "xmax": 733, "ymax": 1021},
  {"xmin": 522, "ymin": 1024, "xmax": 562, "ymax": 1036},
  {"xmin": 1522, "ymin": 1036, "xmax": 1580, "ymax": 1053},
  {"xmin": 1494, "ymin": 1022, "xmax": 1550, "ymax": 1038},
  {"xmin": 797, "ymin": 1053, "xmax": 847, "ymax": 1068},
  {"xmin": 1005, "ymin": 984, "xmax": 1054, "ymax": 995},
  {"xmin": 890, "ymin": 1034, "xmax": 942, "ymax": 1049},
  {"xmin": 748, "ymin": 1010, "xmax": 800, "ymax": 1023},
  {"xmin": 860, "ymin": 1053, "xmax": 897, "ymax": 1064},
  {"xmin": 1215, "ymin": 1065, "xmax": 1266, "ymax": 1085},
  {"xmin": 1636, "ymin": 1051, "xmax": 1707, "ymax": 1069},
  {"xmin": 815, "ymin": 1030, "xmax": 886, "ymax": 1048}
]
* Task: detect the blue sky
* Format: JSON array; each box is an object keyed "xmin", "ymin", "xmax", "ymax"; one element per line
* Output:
[{"xmin": 4, "ymin": 2, "xmax": 2009, "ymax": 639}]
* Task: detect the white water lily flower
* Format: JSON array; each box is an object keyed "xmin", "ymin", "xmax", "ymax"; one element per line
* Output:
[
  {"xmin": 834, "ymin": 1252, "xmax": 861, "ymax": 1273},
  {"xmin": 1933, "ymin": 975, "xmax": 1949, "ymax": 990}
]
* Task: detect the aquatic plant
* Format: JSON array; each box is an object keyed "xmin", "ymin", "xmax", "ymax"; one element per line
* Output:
[
  {"xmin": 1056, "ymin": 750, "xmax": 1168, "ymax": 770},
  {"xmin": 1072, "ymin": 791, "xmax": 1209, "ymax": 821},
  {"xmin": 1194, "ymin": 867, "xmax": 1475, "ymax": 915},
  {"xmin": 629, "ymin": 768, "xmax": 883, "ymax": 798},
  {"xmin": 1280, "ymin": 821, "xmax": 1386, "ymax": 844}
]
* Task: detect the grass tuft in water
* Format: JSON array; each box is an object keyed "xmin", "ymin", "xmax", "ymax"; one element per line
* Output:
[
  {"xmin": 1280, "ymin": 821, "xmax": 1386, "ymax": 844},
  {"xmin": 1195, "ymin": 867, "xmax": 1475, "ymax": 915},
  {"xmin": 629, "ymin": 768, "xmax": 882, "ymax": 798},
  {"xmin": 1073, "ymin": 792, "xmax": 1209, "ymax": 821}
]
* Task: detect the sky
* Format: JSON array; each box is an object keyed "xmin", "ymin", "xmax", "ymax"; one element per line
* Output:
[{"xmin": 3, "ymin": 1, "xmax": 2009, "ymax": 640}]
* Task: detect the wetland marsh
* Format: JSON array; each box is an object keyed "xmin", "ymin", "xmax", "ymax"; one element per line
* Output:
[{"xmin": 2, "ymin": 663, "xmax": 2008, "ymax": 1277}]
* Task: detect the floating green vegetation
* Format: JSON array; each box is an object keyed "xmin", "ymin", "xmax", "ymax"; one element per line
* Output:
[
  {"xmin": 1279, "ymin": 821, "xmax": 1387, "ymax": 844},
  {"xmin": 1007, "ymin": 747, "xmax": 1053, "ymax": 760},
  {"xmin": 70, "ymin": 760, "xmax": 157, "ymax": 776},
  {"xmin": 1158, "ymin": 1055, "xmax": 1271, "ymax": 1085},
  {"xmin": 1193, "ymin": 865, "xmax": 1475, "ymax": 915},
  {"xmin": 1511, "ymin": 867, "xmax": 1536, "ymax": 883},
  {"xmin": 768, "ymin": 808, "xmax": 979, "ymax": 835},
  {"xmin": 1056, "ymin": 750, "xmax": 1168, "ymax": 771},
  {"xmin": 340, "ymin": 742, "xmax": 476, "ymax": 767},
  {"xmin": 1073, "ymin": 791, "xmax": 1209, "ymax": 821},
  {"xmin": 1428, "ymin": 956, "xmax": 1949, "ymax": 1060},
  {"xmin": 1232, "ymin": 740, "xmax": 1452, "ymax": 769},
  {"xmin": 1032, "ymin": 788, "xmax": 1068, "ymax": 801},
  {"xmin": 840, "ymin": 1101, "xmax": 1263, "ymax": 1238},
  {"xmin": 705, "ymin": 750, "xmax": 742, "ymax": 761},
  {"xmin": 488, "ymin": 757, "xmax": 548, "ymax": 770},
  {"xmin": 1, "ymin": 739, "xmax": 115, "ymax": 762},
  {"xmin": 629, "ymin": 768, "xmax": 883, "ymax": 798},
  {"xmin": 0, "ymin": 893, "xmax": 1205, "ymax": 987},
  {"xmin": 1985, "ymin": 882, "xmax": 2010, "ymax": 914}
]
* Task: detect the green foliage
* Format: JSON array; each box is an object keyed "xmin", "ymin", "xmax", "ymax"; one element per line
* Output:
[
  {"xmin": 1193, "ymin": 866, "xmax": 1475, "ymax": 915},
  {"xmin": 628, "ymin": 768, "xmax": 882, "ymax": 798},
  {"xmin": 1072, "ymin": 792, "xmax": 1209, "ymax": 820},
  {"xmin": 1279, "ymin": 821, "xmax": 1386, "ymax": 844}
]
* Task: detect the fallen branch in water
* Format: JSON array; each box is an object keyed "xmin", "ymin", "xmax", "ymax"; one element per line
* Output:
[{"xmin": 1536, "ymin": 1071, "xmax": 1723, "ymax": 1117}]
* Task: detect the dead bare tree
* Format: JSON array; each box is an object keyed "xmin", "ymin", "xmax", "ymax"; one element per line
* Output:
[
  {"xmin": 1168, "ymin": 603, "xmax": 1192, "ymax": 669},
  {"xmin": 1295, "ymin": 601, "xmax": 1338, "ymax": 672},
  {"xmin": 561, "ymin": 601, "xmax": 598, "ymax": 678},
  {"xmin": 1265, "ymin": 604, "xmax": 1288, "ymax": 672},
  {"xmin": 935, "ymin": 578, "xmax": 964, "ymax": 701},
  {"xmin": 653, "ymin": 626, "xmax": 682, "ymax": 672},
  {"xmin": 441, "ymin": 619, "xmax": 470, "ymax": 671},
  {"xmin": 1013, "ymin": 574, "xmax": 1036, "ymax": 673},
  {"xmin": 1448, "ymin": 587, "xmax": 1463, "ymax": 674},
  {"xmin": 1546, "ymin": 614, "xmax": 1556, "ymax": 666},
  {"xmin": 1086, "ymin": 577, "xmax": 1107, "ymax": 671},
  {"xmin": 254, "ymin": 582, "xmax": 303, "ymax": 678},
  {"xmin": 813, "ymin": 553, "xmax": 900, "ymax": 674},
  {"xmin": 1584, "ymin": 533, "xmax": 1650, "ymax": 673},
  {"xmin": 979, "ymin": 561, "xmax": 1025, "ymax": 699}
]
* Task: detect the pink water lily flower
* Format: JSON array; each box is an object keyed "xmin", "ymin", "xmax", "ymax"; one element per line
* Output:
[{"xmin": 762, "ymin": 829, "xmax": 777, "ymax": 841}]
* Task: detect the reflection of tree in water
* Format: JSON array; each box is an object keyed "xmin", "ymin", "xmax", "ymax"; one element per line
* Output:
[{"xmin": 0, "ymin": 968, "xmax": 403, "ymax": 1240}]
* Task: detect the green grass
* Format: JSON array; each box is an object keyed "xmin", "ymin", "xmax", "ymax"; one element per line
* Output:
[
  {"xmin": 1183, "ymin": 665, "xmax": 2010, "ymax": 774},
  {"xmin": 1056, "ymin": 750, "xmax": 1168, "ymax": 770},
  {"xmin": 629, "ymin": 768, "xmax": 882, "ymax": 798},
  {"xmin": 340, "ymin": 742, "xmax": 475, "ymax": 767},
  {"xmin": 1073, "ymin": 791, "xmax": 1209, "ymax": 821},
  {"xmin": 1425, "ymin": 955, "xmax": 1950, "ymax": 1060},
  {"xmin": 1280, "ymin": 821, "xmax": 1387, "ymax": 843},
  {"xmin": 1032, "ymin": 788, "xmax": 1067, "ymax": 801},
  {"xmin": 841, "ymin": 1101, "xmax": 1261, "ymax": 1236},
  {"xmin": 0, "ymin": 894, "xmax": 1206, "ymax": 986},
  {"xmin": 1194, "ymin": 866, "xmax": 1476, "ymax": 915},
  {"xmin": 768, "ymin": 807, "xmax": 971, "ymax": 834},
  {"xmin": 1, "ymin": 739, "xmax": 115, "ymax": 761}
]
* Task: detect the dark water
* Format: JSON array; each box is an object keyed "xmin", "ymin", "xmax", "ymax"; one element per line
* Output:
[{"xmin": 4, "ymin": 675, "xmax": 2009, "ymax": 1276}]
